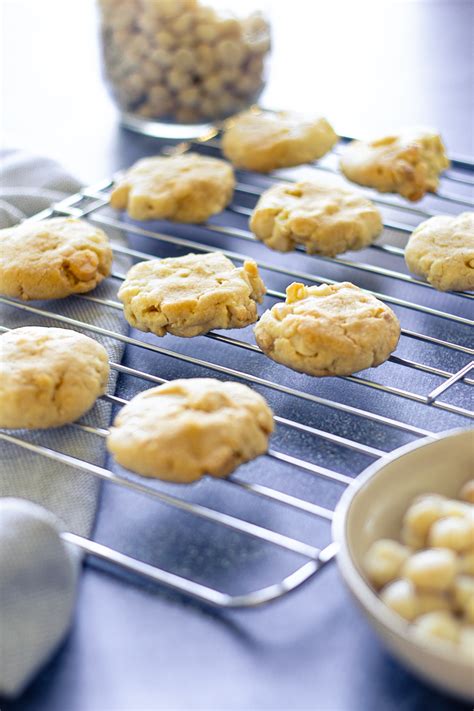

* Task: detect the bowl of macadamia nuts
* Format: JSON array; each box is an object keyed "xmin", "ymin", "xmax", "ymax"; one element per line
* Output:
[
  {"xmin": 333, "ymin": 428, "xmax": 474, "ymax": 701},
  {"xmin": 97, "ymin": 0, "xmax": 271, "ymax": 135}
]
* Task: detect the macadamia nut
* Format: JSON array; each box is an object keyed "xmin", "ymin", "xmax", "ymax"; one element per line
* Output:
[
  {"xmin": 380, "ymin": 579, "xmax": 419, "ymax": 620},
  {"xmin": 401, "ymin": 523, "xmax": 425, "ymax": 550},
  {"xmin": 416, "ymin": 590, "xmax": 451, "ymax": 615},
  {"xmin": 442, "ymin": 498, "xmax": 472, "ymax": 519},
  {"xmin": 413, "ymin": 611, "xmax": 460, "ymax": 644},
  {"xmin": 402, "ymin": 548, "xmax": 457, "ymax": 591},
  {"xmin": 403, "ymin": 495, "xmax": 445, "ymax": 543},
  {"xmin": 380, "ymin": 579, "xmax": 451, "ymax": 621},
  {"xmin": 428, "ymin": 516, "xmax": 473, "ymax": 552},
  {"xmin": 363, "ymin": 539, "xmax": 410, "ymax": 588}
]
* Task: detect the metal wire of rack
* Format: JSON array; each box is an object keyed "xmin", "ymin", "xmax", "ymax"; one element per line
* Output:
[{"xmin": 1, "ymin": 133, "xmax": 473, "ymax": 608}]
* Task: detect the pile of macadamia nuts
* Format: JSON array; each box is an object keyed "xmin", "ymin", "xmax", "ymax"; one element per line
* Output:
[
  {"xmin": 364, "ymin": 480, "xmax": 474, "ymax": 659},
  {"xmin": 98, "ymin": 0, "xmax": 271, "ymax": 124}
]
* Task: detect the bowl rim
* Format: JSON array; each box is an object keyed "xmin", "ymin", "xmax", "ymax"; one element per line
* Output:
[{"xmin": 332, "ymin": 427, "xmax": 474, "ymax": 670}]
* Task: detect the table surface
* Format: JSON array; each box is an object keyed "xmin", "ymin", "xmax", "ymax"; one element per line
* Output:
[{"xmin": 2, "ymin": 1, "xmax": 474, "ymax": 710}]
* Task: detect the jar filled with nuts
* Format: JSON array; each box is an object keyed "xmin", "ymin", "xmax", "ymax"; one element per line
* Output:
[{"xmin": 98, "ymin": 0, "xmax": 272, "ymax": 137}]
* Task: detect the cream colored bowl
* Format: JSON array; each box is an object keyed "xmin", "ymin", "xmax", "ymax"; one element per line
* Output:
[{"xmin": 332, "ymin": 428, "xmax": 474, "ymax": 701}]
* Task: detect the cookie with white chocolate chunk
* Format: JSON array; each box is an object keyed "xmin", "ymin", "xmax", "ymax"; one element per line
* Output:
[
  {"xmin": 405, "ymin": 212, "xmax": 474, "ymax": 292},
  {"xmin": 0, "ymin": 327, "xmax": 110, "ymax": 429},
  {"xmin": 222, "ymin": 109, "xmax": 338, "ymax": 172},
  {"xmin": 110, "ymin": 152, "xmax": 235, "ymax": 223},
  {"xmin": 0, "ymin": 217, "xmax": 112, "ymax": 301},
  {"xmin": 118, "ymin": 252, "xmax": 266, "ymax": 338},
  {"xmin": 340, "ymin": 128, "xmax": 449, "ymax": 201},
  {"xmin": 107, "ymin": 378, "xmax": 274, "ymax": 483},
  {"xmin": 250, "ymin": 178, "xmax": 382, "ymax": 255},
  {"xmin": 254, "ymin": 282, "xmax": 400, "ymax": 377}
]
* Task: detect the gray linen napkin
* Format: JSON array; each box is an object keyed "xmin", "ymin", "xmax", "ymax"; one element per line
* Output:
[
  {"xmin": 0, "ymin": 498, "xmax": 78, "ymax": 697},
  {"xmin": 0, "ymin": 149, "xmax": 129, "ymax": 696}
]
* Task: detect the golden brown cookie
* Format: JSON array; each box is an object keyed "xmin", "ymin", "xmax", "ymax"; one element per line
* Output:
[
  {"xmin": 339, "ymin": 129, "xmax": 449, "ymax": 201},
  {"xmin": 110, "ymin": 152, "xmax": 235, "ymax": 222},
  {"xmin": 221, "ymin": 109, "xmax": 338, "ymax": 172},
  {"xmin": 118, "ymin": 251, "xmax": 266, "ymax": 337},
  {"xmin": 405, "ymin": 212, "xmax": 474, "ymax": 291},
  {"xmin": 254, "ymin": 282, "xmax": 400, "ymax": 376},
  {"xmin": 107, "ymin": 378, "xmax": 274, "ymax": 482},
  {"xmin": 249, "ymin": 179, "xmax": 382, "ymax": 255},
  {"xmin": 0, "ymin": 327, "xmax": 110, "ymax": 429},
  {"xmin": 0, "ymin": 218, "xmax": 112, "ymax": 301}
]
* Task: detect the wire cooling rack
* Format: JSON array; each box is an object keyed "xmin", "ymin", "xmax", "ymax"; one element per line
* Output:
[{"xmin": 1, "ymin": 132, "xmax": 473, "ymax": 607}]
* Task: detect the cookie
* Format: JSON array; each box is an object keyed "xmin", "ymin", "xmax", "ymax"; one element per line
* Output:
[
  {"xmin": 249, "ymin": 179, "xmax": 382, "ymax": 255},
  {"xmin": 107, "ymin": 378, "xmax": 274, "ymax": 482},
  {"xmin": 221, "ymin": 109, "xmax": 338, "ymax": 172},
  {"xmin": 0, "ymin": 217, "xmax": 112, "ymax": 301},
  {"xmin": 0, "ymin": 327, "xmax": 110, "ymax": 429},
  {"xmin": 110, "ymin": 152, "xmax": 235, "ymax": 222},
  {"xmin": 339, "ymin": 129, "xmax": 449, "ymax": 201},
  {"xmin": 405, "ymin": 212, "xmax": 474, "ymax": 291},
  {"xmin": 254, "ymin": 282, "xmax": 400, "ymax": 377},
  {"xmin": 118, "ymin": 251, "xmax": 266, "ymax": 337}
]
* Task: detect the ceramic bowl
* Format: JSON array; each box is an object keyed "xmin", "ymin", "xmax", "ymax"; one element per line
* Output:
[{"xmin": 332, "ymin": 428, "xmax": 474, "ymax": 701}]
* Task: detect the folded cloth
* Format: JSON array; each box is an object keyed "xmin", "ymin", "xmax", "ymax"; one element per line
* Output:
[
  {"xmin": 0, "ymin": 499, "xmax": 78, "ymax": 698},
  {"xmin": 0, "ymin": 149, "xmax": 130, "ymax": 696},
  {"xmin": 0, "ymin": 148, "xmax": 82, "ymax": 227}
]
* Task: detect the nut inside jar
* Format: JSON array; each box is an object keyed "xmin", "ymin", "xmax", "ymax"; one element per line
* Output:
[{"xmin": 98, "ymin": 0, "xmax": 271, "ymax": 125}]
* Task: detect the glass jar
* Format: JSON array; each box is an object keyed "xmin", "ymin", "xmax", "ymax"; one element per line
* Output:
[{"xmin": 97, "ymin": 0, "xmax": 271, "ymax": 138}]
